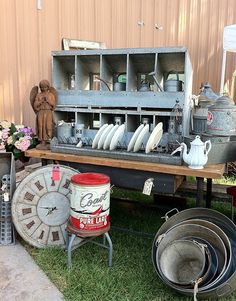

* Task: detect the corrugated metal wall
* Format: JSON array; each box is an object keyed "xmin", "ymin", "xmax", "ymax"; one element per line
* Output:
[{"xmin": 1, "ymin": 0, "xmax": 236, "ymax": 128}]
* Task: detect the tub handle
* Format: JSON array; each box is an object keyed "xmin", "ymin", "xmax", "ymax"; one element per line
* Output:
[{"xmin": 161, "ymin": 208, "xmax": 179, "ymax": 221}]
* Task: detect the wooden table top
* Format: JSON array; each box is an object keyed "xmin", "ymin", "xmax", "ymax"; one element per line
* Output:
[{"xmin": 25, "ymin": 148, "xmax": 226, "ymax": 179}]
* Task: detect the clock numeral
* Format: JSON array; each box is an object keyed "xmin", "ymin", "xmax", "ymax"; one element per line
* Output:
[
  {"xmin": 22, "ymin": 208, "xmax": 32, "ymax": 215},
  {"xmin": 63, "ymin": 179, "xmax": 70, "ymax": 189},
  {"xmin": 34, "ymin": 180, "xmax": 44, "ymax": 191},
  {"xmin": 52, "ymin": 231, "xmax": 59, "ymax": 241},
  {"xmin": 26, "ymin": 220, "xmax": 35, "ymax": 229},
  {"xmin": 39, "ymin": 230, "xmax": 44, "ymax": 239},
  {"xmin": 24, "ymin": 192, "xmax": 35, "ymax": 201}
]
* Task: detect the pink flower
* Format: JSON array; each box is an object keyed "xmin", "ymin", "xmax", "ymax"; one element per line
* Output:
[
  {"xmin": 2, "ymin": 128, "xmax": 9, "ymax": 141},
  {"xmin": 0, "ymin": 142, "xmax": 5, "ymax": 150},
  {"xmin": 7, "ymin": 136, "xmax": 13, "ymax": 145},
  {"xmin": 14, "ymin": 138, "xmax": 30, "ymax": 152}
]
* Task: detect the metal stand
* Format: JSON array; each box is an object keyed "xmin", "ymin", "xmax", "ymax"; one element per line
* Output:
[{"xmin": 65, "ymin": 225, "xmax": 113, "ymax": 268}]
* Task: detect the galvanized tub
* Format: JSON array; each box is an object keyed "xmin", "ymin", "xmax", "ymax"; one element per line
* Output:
[
  {"xmin": 152, "ymin": 208, "xmax": 236, "ymax": 299},
  {"xmin": 175, "ymin": 219, "xmax": 232, "ymax": 290},
  {"xmin": 159, "ymin": 239, "xmax": 206, "ymax": 286},
  {"xmin": 154, "ymin": 223, "xmax": 227, "ymax": 295}
]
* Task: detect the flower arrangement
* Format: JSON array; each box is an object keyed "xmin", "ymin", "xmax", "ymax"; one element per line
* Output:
[{"xmin": 0, "ymin": 120, "xmax": 38, "ymax": 160}]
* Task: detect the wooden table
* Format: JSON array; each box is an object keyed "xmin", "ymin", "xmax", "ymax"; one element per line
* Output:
[{"xmin": 25, "ymin": 148, "xmax": 226, "ymax": 208}]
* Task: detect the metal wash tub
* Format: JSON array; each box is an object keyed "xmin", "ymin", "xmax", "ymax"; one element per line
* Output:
[{"xmin": 152, "ymin": 208, "xmax": 236, "ymax": 299}]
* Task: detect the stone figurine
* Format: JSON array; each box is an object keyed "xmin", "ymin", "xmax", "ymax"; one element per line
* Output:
[{"xmin": 30, "ymin": 80, "xmax": 57, "ymax": 150}]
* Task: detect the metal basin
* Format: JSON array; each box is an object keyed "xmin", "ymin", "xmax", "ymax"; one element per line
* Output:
[
  {"xmin": 159, "ymin": 239, "xmax": 206, "ymax": 286},
  {"xmin": 152, "ymin": 208, "xmax": 236, "ymax": 299}
]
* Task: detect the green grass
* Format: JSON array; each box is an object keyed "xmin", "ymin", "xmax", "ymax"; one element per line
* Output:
[{"xmin": 24, "ymin": 177, "xmax": 236, "ymax": 301}]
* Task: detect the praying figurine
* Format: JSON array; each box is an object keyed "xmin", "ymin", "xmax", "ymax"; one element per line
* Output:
[{"xmin": 30, "ymin": 80, "xmax": 57, "ymax": 150}]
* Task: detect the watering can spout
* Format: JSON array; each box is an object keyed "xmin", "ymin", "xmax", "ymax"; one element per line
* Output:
[{"xmin": 171, "ymin": 144, "xmax": 184, "ymax": 156}]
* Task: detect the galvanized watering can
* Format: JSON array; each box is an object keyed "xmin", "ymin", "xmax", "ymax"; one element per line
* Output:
[{"xmin": 164, "ymin": 71, "xmax": 183, "ymax": 92}]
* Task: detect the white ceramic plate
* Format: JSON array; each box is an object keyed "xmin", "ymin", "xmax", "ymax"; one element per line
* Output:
[
  {"xmin": 109, "ymin": 124, "xmax": 125, "ymax": 150},
  {"xmin": 145, "ymin": 122, "xmax": 163, "ymax": 153},
  {"xmin": 103, "ymin": 124, "xmax": 119, "ymax": 150},
  {"xmin": 97, "ymin": 124, "xmax": 114, "ymax": 149},
  {"xmin": 133, "ymin": 124, "xmax": 150, "ymax": 152},
  {"xmin": 127, "ymin": 124, "xmax": 144, "ymax": 152},
  {"xmin": 92, "ymin": 123, "xmax": 108, "ymax": 148}
]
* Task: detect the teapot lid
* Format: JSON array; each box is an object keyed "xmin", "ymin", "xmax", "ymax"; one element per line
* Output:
[{"xmin": 190, "ymin": 135, "xmax": 204, "ymax": 146}]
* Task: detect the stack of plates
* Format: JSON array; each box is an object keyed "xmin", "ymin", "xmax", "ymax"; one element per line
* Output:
[
  {"xmin": 92, "ymin": 123, "xmax": 125, "ymax": 151},
  {"xmin": 127, "ymin": 122, "xmax": 163, "ymax": 153}
]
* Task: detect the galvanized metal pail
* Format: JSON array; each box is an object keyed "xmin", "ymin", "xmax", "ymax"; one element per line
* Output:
[
  {"xmin": 159, "ymin": 239, "xmax": 206, "ymax": 286},
  {"xmin": 57, "ymin": 122, "xmax": 73, "ymax": 143}
]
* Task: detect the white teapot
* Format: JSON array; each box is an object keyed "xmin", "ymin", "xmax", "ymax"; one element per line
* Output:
[{"xmin": 171, "ymin": 135, "xmax": 211, "ymax": 169}]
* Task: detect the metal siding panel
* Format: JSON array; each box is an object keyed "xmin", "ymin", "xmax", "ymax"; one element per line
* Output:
[
  {"xmin": 126, "ymin": 0, "xmax": 142, "ymax": 47},
  {"xmin": 77, "ymin": 0, "xmax": 96, "ymax": 41},
  {"xmin": 2, "ymin": 0, "xmax": 236, "ymax": 127},
  {"xmin": 95, "ymin": 0, "xmax": 112, "ymax": 48},
  {"xmin": 58, "ymin": 0, "xmax": 78, "ymax": 39},
  {"xmin": 140, "ymin": 0, "xmax": 155, "ymax": 47},
  {"xmin": 111, "ymin": 0, "xmax": 128, "ymax": 48}
]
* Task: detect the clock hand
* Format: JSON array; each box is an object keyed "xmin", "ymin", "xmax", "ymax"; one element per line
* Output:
[
  {"xmin": 46, "ymin": 207, "xmax": 58, "ymax": 216},
  {"xmin": 40, "ymin": 206, "xmax": 53, "ymax": 209}
]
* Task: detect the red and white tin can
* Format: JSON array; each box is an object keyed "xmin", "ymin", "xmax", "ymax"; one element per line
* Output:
[{"xmin": 70, "ymin": 173, "xmax": 110, "ymax": 234}]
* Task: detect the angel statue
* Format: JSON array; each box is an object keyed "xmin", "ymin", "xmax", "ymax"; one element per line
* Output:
[{"xmin": 30, "ymin": 80, "xmax": 57, "ymax": 150}]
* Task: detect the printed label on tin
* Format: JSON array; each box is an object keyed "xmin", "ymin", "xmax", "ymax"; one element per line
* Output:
[
  {"xmin": 70, "ymin": 183, "xmax": 110, "ymax": 230},
  {"xmin": 207, "ymin": 111, "xmax": 213, "ymax": 125}
]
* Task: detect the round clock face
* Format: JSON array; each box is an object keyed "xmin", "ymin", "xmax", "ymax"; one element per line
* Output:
[{"xmin": 12, "ymin": 164, "xmax": 78, "ymax": 248}]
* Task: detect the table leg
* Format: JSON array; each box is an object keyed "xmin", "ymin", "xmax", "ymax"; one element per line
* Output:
[
  {"xmin": 206, "ymin": 178, "xmax": 212, "ymax": 208},
  {"xmin": 196, "ymin": 177, "xmax": 204, "ymax": 207},
  {"xmin": 41, "ymin": 159, "xmax": 48, "ymax": 166}
]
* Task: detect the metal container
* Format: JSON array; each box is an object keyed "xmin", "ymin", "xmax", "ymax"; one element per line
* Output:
[
  {"xmin": 74, "ymin": 123, "xmax": 84, "ymax": 140},
  {"xmin": 154, "ymin": 223, "xmax": 227, "ymax": 288},
  {"xmin": 175, "ymin": 219, "xmax": 232, "ymax": 290},
  {"xmin": 152, "ymin": 208, "xmax": 236, "ymax": 299},
  {"xmin": 70, "ymin": 173, "xmax": 110, "ymax": 236},
  {"xmin": 207, "ymin": 95, "xmax": 236, "ymax": 136},
  {"xmin": 159, "ymin": 239, "xmax": 206, "ymax": 286},
  {"xmin": 57, "ymin": 122, "xmax": 73, "ymax": 143},
  {"xmin": 164, "ymin": 71, "xmax": 183, "ymax": 92}
]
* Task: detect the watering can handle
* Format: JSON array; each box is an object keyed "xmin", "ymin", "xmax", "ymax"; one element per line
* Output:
[
  {"xmin": 204, "ymin": 140, "xmax": 212, "ymax": 155},
  {"xmin": 166, "ymin": 70, "xmax": 179, "ymax": 81}
]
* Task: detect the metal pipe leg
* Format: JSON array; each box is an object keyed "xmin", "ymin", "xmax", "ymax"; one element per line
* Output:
[
  {"xmin": 103, "ymin": 234, "xmax": 106, "ymax": 246},
  {"xmin": 104, "ymin": 232, "xmax": 113, "ymax": 267},
  {"xmin": 67, "ymin": 234, "xmax": 76, "ymax": 267},
  {"xmin": 65, "ymin": 230, "xmax": 69, "ymax": 250}
]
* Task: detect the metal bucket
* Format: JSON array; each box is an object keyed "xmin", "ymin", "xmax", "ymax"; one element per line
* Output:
[
  {"xmin": 70, "ymin": 173, "xmax": 110, "ymax": 236},
  {"xmin": 57, "ymin": 122, "xmax": 73, "ymax": 143},
  {"xmin": 175, "ymin": 219, "xmax": 232, "ymax": 290},
  {"xmin": 159, "ymin": 239, "xmax": 206, "ymax": 286},
  {"xmin": 152, "ymin": 208, "xmax": 236, "ymax": 299},
  {"xmin": 155, "ymin": 223, "xmax": 227, "ymax": 286},
  {"xmin": 182, "ymin": 237, "xmax": 219, "ymax": 286},
  {"xmin": 164, "ymin": 71, "xmax": 183, "ymax": 92}
]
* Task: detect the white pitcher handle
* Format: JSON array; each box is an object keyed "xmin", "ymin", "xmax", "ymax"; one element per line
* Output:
[{"xmin": 205, "ymin": 140, "xmax": 212, "ymax": 155}]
